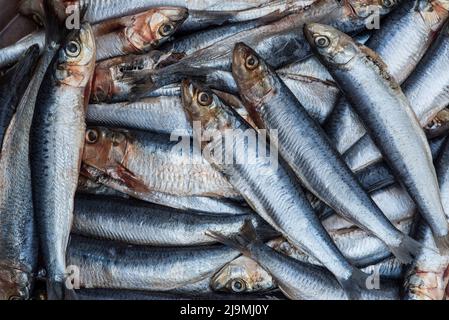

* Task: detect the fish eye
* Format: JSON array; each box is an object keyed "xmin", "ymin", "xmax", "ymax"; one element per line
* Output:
[
  {"xmin": 159, "ymin": 23, "xmax": 175, "ymax": 37},
  {"xmin": 245, "ymin": 55, "xmax": 259, "ymax": 70},
  {"xmin": 382, "ymin": 0, "xmax": 394, "ymax": 8},
  {"xmin": 198, "ymin": 92, "xmax": 212, "ymax": 106},
  {"xmin": 65, "ymin": 41, "xmax": 81, "ymax": 57},
  {"xmin": 85, "ymin": 129, "xmax": 99, "ymax": 144},
  {"xmin": 314, "ymin": 36, "xmax": 330, "ymax": 48},
  {"xmin": 230, "ymin": 279, "xmax": 247, "ymax": 293}
]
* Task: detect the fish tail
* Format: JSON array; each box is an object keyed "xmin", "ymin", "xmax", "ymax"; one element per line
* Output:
[
  {"xmin": 388, "ymin": 235, "xmax": 423, "ymax": 264},
  {"xmin": 434, "ymin": 234, "xmax": 449, "ymax": 255},
  {"xmin": 206, "ymin": 220, "xmax": 259, "ymax": 256},
  {"xmin": 337, "ymin": 268, "xmax": 369, "ymax": 300}
]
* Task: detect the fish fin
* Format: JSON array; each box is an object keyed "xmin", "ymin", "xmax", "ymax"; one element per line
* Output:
[
  {"xmin": 337, "ymin": 268, "xmax": 369, "ymax": 300},
  {"xmin": 108, "ymin": 163, "xmax": 150, "ymax": 193},
  {"xmin": 252, "ymin": 217, "xmax": 280, "ymax": 241},
  {"xmin": 206, "ymin": 220, "xmax": 259, "ymax": 256},
  {"xmin": 46, "ymin": 280, "xmax": 65, "ymax": 300},
  {"xmin": 388, "ymin": 235, "xmax": 423, "ymax": 264},
  {"xmin": 434, "ymin": 234, "xmax": 449, "ymax": 255}
]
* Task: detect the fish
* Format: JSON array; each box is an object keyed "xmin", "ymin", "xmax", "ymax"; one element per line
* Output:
[
  {"xmin": 71, "ymin": 194, "xmax": 275, "ymax": 246},
  {"xmin": 338, "ymin": 19, "xmax": 449, "ymax": 173},
  {"xmin": 0, "ymin": 31, "xmax": 45, "ymax": 69},
  {"xmin": 210, "ymin": 256, "xmax": 276, "ymax": 294},
  {"xmin": 90, "ymin": 51, "xmax": 182, "ymax": 103},
  {"xmin": 0, "ymin": 43, "xmax": 40, "ymax": 149},
  {"xmin": 82, "ymin": 126, "xmax": 239, "ymax": 199},
  {"xmin": 86, "ymin": 96, "xmax": 192, "ymax": 135},
  {"xmin": 208, "ymin": 221, "xmax": 400, "ymax": 300},
  {"xmin": 177, "ymin": 0, "xmax": 307, "ymax": 34},
  {"xmin": 67, "ymin": 235, "xmax": 241, "ymax": 292},
  {"xmin": 404, "ymin": 136, "xmax": 449, "ymax": 300},
  {"xmin": 273, "ymin": 217, "xmax": 414, "ymax": 269},
  {"xmin": 80, "ymin": 163, "xmax": 250, "ymax": 215},
  {"xmin": 305, "ymin": 23, "xmax": 449, "ymax": 252},
  {"xmin": 324, "ymin": 0, "xmax": 449, "ymax": 155},
  {"xmin": 232, "ymin": 42, "xmax": 421, "ymax": 264},
  {"xmin": 403, "ymin": 19, "xmax": 449, "ymax": 126},
  {"xmin": 344, "ymin": 117, "xmax": 449, "ymax": 173},
  {"xmin": 182, "ymin": 79, "xmax": 368, "ymax": 299},
  {"xmin": 30, "ymin": 22, "xmax": 96, "ymax": 299},
  {"xmin": 0, "ymin": 45, "xmax": 40, "ymax": 300},
  {"xmin": 127, "ymin": 0, "xmax": 400, "ymax": 96},
  {"xmin": 19, "ymin": 0, "xmax": 276, "ymax": 25},
  {"xmin": 94, "ymin": 8, "xmax": 188, "ymax": 61}
]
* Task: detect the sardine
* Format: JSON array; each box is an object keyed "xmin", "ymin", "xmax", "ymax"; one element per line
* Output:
[
  {"xmin": 208, "ymin": 222, "xmax": 400, "ymax": 300},
  {"xmin": 127, "ymin": 0, "xmax": 399, "ymax": 95},
  {"xmin": 82, "ymin": 126, "xmax": 239, "ymax": 199},
  {"xmin": 19, "ymin": 0, "xmax": 275, "ymax": 25},
  {"xmin": 211, "ymin": 255, "xmax": 276, "ymax": 294},
  {"xmin": 30, "ymin": 23, "xmax": 96, "ymax": 299},
  {"xmin": 403, "ymin": 19, "xmax": 449, "ymax": 126},
  {"xmin": 182, "ymin": 79, "xmax": 369, "ymax": 298},
  {"xmin": 340, "ymin": 20, "xmax": 449, "ymax": 173},
  {"xmin": 0, "ymin": 45, "xmax": 40, "ymax": 300},
  {"xmin": 67, "ymin": 235, "xmax": 240, "ymax": 292},
  {"xmin": 404, "ymin": 137, "xmax": 449, "ymax": 300},
  {"xmin": 94, "ymin": 8, "xmax": 188, "ymax": 61},
  {"xmin": 86, "ymin": 96, "xmax": 192, "ymax": 135},
  {"xmin": 71, "ymin": 194, "xmax": 274, "ymax": 246},
  {"xmin": 233, "ymin": 42, "xmax": 420, "ymax": 264},
  {"xmin": 81, "ymin": 163, "xmax": 250, "ymax": 215},
  {"xmin": 90, "ymin": 52, "xmax": 181, "ymax": 103},
  {"xmin": 324, "ymin": 0, "xmax": 449, "ymax": 154},
  {"xmin": 0, "ymin": 43, "xmax": 40, "ymax": 149},
  {"xmin": 305, "ymin": 23, "xmax": 449, "ymax": 252}
]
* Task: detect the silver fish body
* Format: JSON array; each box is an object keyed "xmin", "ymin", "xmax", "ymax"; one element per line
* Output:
[
  {"xmin": 81, "ymin": 164, "xmax": 250, "ymax": 215},
  {"xmin": 0, "ymin": 45, "xmax": 41, "ymax": 300},
  {"xmin": 67, "ymin": 235, "xmax": 240, "ymax": 292},
  {"xmin": 72, "ymin": 194, "xmax": 273, "ymax": 246},
  {"xmin": 182, "ymin": 79, "xmax": 368, "ymax": 298},
  {"xmin": 233, "ymin": 43, "xmax": 420, "ymax": 265},
  {"xmin": 404, "ymin": 137, "xmax": 449, "ymax": 300},
  {"xmin": 305, "ymin": 23, "xmax": 449, "ymax": 252},
  {"xmin": 87, "ymin": 96, "xmax": 192, "ymax": 135},
  {"xmin": 208, "ymin": 223, "xmax": 400, "ymax": 300},
  {"xmin": 30, "ymin": 23, "xmax": 96, "ymax": 299},
  {"xmin": 324, "ymin": 0, "xmax": 449, "ymax": 154}
]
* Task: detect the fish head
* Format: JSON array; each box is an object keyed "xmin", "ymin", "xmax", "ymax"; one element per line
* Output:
[
  {"xmin": 54, "ymin": 22, "xmax": 96, "ymax": 88},
  {"xmin": 211, "ymin": 256, "xmax": 275, "ymax": 294},
  {"xmin": 304, "ymin": 23, "xmax": 359, "ymax": 68},
  {"xmin": 181, "ymin": 79, "xmax": 235, "ymax": 133},
  {"xmin": 127, "ymin": 7, "xmax": 188, "ymax": 51},
  {"xmin": 0, "ymin": 267, "xmax": 31, "ymax": 300},
  {"xmin": 82, "ymin": 127, "xmax": 129, "ymax": 173},
  {"xmin": 232, "ymin": 42, "xmax": 276, "ymax": 126},
  {"xmin": 345, "ymin": 0, "xmax": 400, "ymax": 18}
]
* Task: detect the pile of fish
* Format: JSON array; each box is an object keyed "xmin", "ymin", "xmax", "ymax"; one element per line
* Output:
[{"xmin": 0, "ymin": 0, "xmax": 449, "ymax": 300}]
